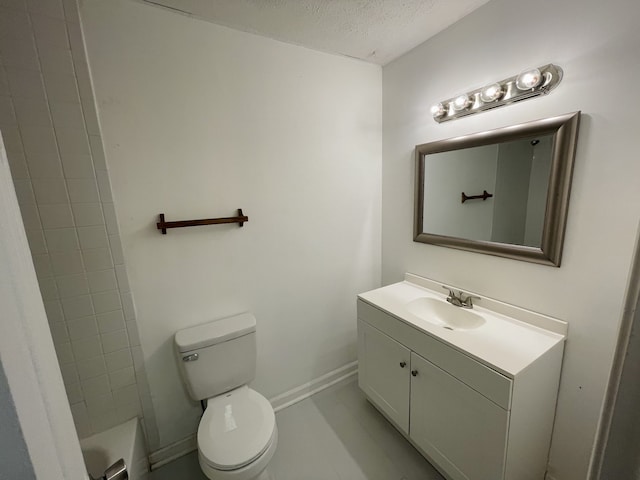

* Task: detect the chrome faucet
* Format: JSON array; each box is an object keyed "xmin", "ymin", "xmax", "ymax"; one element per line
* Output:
[{"xmin": 442, "ymin": 286, "xmax": 480, "ymax": 309}]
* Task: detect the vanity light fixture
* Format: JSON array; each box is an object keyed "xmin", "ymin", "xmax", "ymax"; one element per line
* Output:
[
  {"xmin": 515, "ymin": 68, "xmax": 543, "ymax": 90},
  {"xmin": 430, "ymin": 103, "xmax": 447, "ymax": 119},
  {"xmin": 430, "ymin": 64, "xmax": 563, "ymax": 123},
  {"xmin": 479, "ymin": 83, "xmax": 503, "ymax": 103},
  {"xmin": 452, "ymin": 94, "xmax": 472, "ymax": 111}
]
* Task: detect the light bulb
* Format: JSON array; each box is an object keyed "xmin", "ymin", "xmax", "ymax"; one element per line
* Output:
[
  {"xmin": 430, "ymin": 103, "xmax": 446, "ymax": 118},
  {"xmin": 480, "ymin": 83, "xmax": 503, "ymax": 103},
  {"xmin": 516, "ymin": 68, "xmax": 543, "ymax": 90},
  {"xmin": 452, "ymin": 94, "xmax": 471, "ymax": 111}
]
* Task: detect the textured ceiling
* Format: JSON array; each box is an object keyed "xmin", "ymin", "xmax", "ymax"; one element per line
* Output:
[{"xmin": 141, "ymin": 0, "xmax": 491, "ymax": 65}]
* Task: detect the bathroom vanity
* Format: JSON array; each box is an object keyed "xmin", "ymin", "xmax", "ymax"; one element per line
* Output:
[{"xmin": 357, "ymin": 274, "xmax": 566, "ymax": 480}]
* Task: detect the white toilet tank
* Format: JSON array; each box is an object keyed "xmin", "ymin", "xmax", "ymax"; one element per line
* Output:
[{"xmin": 175, "ymin": 313, "xmax": 257, "ymax": 401}]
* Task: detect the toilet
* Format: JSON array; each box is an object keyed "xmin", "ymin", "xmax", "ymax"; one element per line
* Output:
[{"xmin": 174, "ymin": 313, "xmax": 277, "ymax": 480}]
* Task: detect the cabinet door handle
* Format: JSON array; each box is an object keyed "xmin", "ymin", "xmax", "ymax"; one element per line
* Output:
[
  {"xmin": 399, "ymin": 361, "xmax": 406, "ymax": 368},
  {"xmin": 411, "ymin": 370, "xmax": 418, "ymax": 377}
]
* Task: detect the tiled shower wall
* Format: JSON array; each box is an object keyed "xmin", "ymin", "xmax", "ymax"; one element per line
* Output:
[{"xmin": 0, "ymin": 0, "xmax": 159, "ymax": 447}]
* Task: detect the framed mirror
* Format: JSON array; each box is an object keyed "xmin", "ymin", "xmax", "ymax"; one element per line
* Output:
[{"xmin": 414, "ymin": 111, "xmax": 580, "ymax": 266}]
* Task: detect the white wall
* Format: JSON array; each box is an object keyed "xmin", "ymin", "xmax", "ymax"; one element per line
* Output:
[
  {"xmin": 382, "ymin": 0, "xmax": 640, "ymax": 479},
  {"xmin": 80, "ymin": 0, "xmax": 382, "ymax": 449}
]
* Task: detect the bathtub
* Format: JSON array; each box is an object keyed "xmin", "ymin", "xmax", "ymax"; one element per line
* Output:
[{"xmin": 80, "ymin": 418, "xmax": 149, "ymax": 480}]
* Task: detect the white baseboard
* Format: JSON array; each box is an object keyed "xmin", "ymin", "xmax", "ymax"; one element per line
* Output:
[
  {"xmin": 149, "ymin": 434, "xmax": 197, "ymax": 470},
  {"xmin": 270, "ymin": 361, "xmax": 358, "ymax": 413},
  {"xmin": 148, "ymin": 361, "xmax": 359, "ymax": 470}
]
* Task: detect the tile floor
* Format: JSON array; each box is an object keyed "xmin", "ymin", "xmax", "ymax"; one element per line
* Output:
[{"xmin": 150, "ymin": 377, "xmax": 444, "ymax": 480}]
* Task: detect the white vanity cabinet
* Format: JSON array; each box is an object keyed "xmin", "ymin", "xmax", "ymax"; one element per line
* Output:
[
  {"xmin": 409, "ymin": 351, "xmax": 509, "ymax": 480},
  {"xmin": 358, "ymin": 319, "xmax": 411, "ymax": 432},
  {"xmin": 357, "ymin": 276, "xmax": 566, "ymax": 480}
]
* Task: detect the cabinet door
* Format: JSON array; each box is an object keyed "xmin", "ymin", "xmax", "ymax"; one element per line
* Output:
[
  {"xmin": 410, "ymin": 352, "xmax": 509, "ymax": 480},
  {"xmin": 358, "ymin": 319, "xmax": 410, "ymax": 432}
]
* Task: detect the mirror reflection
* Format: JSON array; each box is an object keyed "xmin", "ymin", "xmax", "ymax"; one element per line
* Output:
[
  {"xmin": 414, "ymin": 112, "xmax": 580, "ymax": 266},
  {"xmin": 422, "ymin": 134, "xmax": 553, "ymax": 247}
]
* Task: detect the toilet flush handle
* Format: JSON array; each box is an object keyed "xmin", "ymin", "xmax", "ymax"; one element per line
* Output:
[{"xmin": 182, "ymin": 353, "xmax": 199, "ymax": 362}]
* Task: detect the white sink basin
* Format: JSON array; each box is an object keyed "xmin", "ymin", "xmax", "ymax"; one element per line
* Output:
[{"xmin": 406, "ymin": 297, "xmax": 486, "ymax": 331}]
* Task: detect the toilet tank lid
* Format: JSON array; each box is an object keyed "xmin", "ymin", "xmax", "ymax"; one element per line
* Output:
[{"xmin": 175, "ymin": 313, "xmax": 256, "ymax": 353}]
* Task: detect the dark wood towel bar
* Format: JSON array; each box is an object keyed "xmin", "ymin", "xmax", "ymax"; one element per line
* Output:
[{"xmin": 157, "ymin": 209, "xmax": 248, "ymax": 234}]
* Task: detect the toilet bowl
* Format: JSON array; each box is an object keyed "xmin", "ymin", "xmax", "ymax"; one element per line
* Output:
[
  {"xmin": 198, "ymin": 386, "xmax": 277, "ymax": 480},
  {"xmin": 174, "ymin": 313, "xmax": 278, "ymax": 480}
]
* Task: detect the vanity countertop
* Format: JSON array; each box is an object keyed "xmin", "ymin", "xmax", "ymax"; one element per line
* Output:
[{"xmin": 358, "ymin": 274, "xmax": 567, "ymax": 378}]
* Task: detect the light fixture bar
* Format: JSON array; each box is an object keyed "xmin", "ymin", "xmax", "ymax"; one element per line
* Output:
[{"xmin": 431, "ymin": 64, "xmax": 563, "ymax": 123}]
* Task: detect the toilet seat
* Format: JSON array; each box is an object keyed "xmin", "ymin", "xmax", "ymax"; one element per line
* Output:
[{"xmin": 198, "ymin": 386, "xmax": 276, "ymax": 471}]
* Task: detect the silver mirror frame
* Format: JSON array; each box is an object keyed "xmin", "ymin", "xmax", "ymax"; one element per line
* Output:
[{"xmin": 414, "ymin": 111, "xmax": 581, "ymax": 267}]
